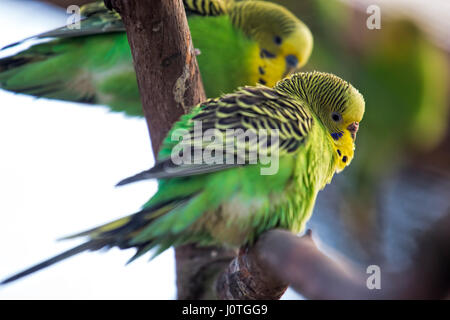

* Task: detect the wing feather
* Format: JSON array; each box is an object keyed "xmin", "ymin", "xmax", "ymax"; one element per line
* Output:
[{"xmin": 117, "ymin": 86, "xmax": 314, "ymax": 186}]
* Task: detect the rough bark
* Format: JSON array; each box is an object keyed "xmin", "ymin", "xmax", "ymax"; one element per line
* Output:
[
  {"xmin": 217, "ymin": 244, "xmax": 289, "ymax": 300},
  {"xmin": 176, "ymin": 245, "xmax": 237, "ymax": 300},
  {"xmin": 106, "ymin": 0, "xmax": 238, "ymax": 300}
]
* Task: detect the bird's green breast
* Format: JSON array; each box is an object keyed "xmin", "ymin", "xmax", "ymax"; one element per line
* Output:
[
  {"xmin": 188, "ymin": 15, "xmax": 256, "ymax": 97},
  {"xmin": 287, "ymin": 118, "xmax": 337, "ymax": 232},
  {"xmin": 188, "ymin": 119, "xmax": 336, "ymax": 246},
  {"xmin": 190, "ymin": 158, "xmax": 296, "ymax": 246}
]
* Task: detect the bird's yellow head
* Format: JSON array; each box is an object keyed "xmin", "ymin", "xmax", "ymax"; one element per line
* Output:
[
  {"xmin": 229, "ymin": 1, "xmax": 313, "ymax": 87},
  {"xmin": 276, "ymin": 72, "xmax": 365, "ymax": 172}
]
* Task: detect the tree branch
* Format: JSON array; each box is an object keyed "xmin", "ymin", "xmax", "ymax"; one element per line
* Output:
[
  {"xmin": 216, "ymin": 243, "xmax": 288, "ymax": 300},
  {"xmin": 218, "ymin": 214, "xmax": 450, "ymax": 299},
  {"xmin": 107, "ymin": 0, "xmax": 237, "ymax": 300},
  {"xmin": 107, "ymin": 0, "xmax": 205, "ymax": 152}
]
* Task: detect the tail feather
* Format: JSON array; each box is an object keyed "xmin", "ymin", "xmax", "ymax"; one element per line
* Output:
[
  {"xmin": 0, "ymin": 42, "xmax": 98, "ymax": 104},
  {"xmin": 1, "ymin": 199, "xmax": 188, "ymax": 285},
  {"xmin": 1, "ymin": 239, "xmax": 108, "ymax": 285},
  {"xmin": 116, "ymin": 157, "xmax": 238, "ymax": 186},
  {"xmin": 59, "ymin": 216, "xmax": 134, "ymax": 241},
  {"xmin": 0, "ymin": 54, "xmax": 49, "ymax": 73},
  {"xmin": 116, "ymin": 169, "xmax": 158, "ymax": 186}
]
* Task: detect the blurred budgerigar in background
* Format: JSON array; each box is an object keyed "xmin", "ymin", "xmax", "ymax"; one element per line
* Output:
[
  {"xmin": 275, "ymin": 0, "xmax": 450, "ymax": 268},
  {"xmin": 0, "ymin": 0, "xmax": 313, "ymax": 116}
]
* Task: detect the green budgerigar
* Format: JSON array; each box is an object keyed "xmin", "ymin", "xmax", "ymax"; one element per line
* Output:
[
  {"xmin": 1, "ymin": 71, "xmax": 364, "ymax": 284},
  {"xmin": 0, "ymin": 0, "xmax": 313, "ymax": 116}
]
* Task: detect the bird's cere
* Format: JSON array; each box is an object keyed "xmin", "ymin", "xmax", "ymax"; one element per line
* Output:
[{"xmin": 347, "ymin": 122, "xmax": 359, "ymax": 140}]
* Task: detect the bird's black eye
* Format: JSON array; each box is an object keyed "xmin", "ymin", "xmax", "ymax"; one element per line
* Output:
[
  {"xmin": 274, "ymin": 36, "xmax": 282, "ymax": 45},
  {"xmin": 331, "ymin": 112, "xmax": 342, "ymax": 122}
]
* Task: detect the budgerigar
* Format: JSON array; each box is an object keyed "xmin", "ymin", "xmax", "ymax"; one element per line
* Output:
[
  {"xmin": 1, "ymin": 71, "xmax": 364, "ymax": 284},
  {"xmin": 276, "ymin": 0, "xmax": 449, "ymax": 252},
  {"xmin": 0, "ymin": 0, "xmax": 313, "ymax": 116}
]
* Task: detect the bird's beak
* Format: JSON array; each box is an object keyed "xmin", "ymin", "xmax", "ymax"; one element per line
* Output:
[
  {"xmin": 347, "ymin": 122, "xmax": 359, "ymax": 140},
  {"xmin": 283, "ymin": 55, "xmax": 299, "ymax": 77}
]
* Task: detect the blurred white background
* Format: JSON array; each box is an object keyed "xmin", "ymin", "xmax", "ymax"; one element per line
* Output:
[{"xmin": 0, "ymin": 0, "xmax": 176, "ymax": 299}]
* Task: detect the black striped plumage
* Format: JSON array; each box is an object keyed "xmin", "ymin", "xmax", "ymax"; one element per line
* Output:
[{"xmin": 183, "ymin": 0, "xmax": 230, "ymax": 16}]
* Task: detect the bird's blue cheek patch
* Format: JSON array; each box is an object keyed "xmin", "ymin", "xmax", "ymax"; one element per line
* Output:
[
  {"xmin": 260, "ymin": 49, "xmax": 276, "ymax": 59},
  {"xmin": 331, "ymin": 131, "xmax": 343, "ymax": 141}
]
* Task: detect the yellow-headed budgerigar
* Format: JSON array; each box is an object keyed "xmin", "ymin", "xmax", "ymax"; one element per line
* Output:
[
  {"xmin": 1, "ymin": 71, "xmax": 365, "ymax": 284},
  {"xmin": 0, "ymin": 0, "xmax": 313, "ymax": 116}
]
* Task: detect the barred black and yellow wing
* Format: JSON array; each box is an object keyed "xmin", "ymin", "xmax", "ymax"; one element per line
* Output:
[
  {"xmin": 117, "ymin": 85, "xmax": 314, "ymax": 185},
  {"xmin": 191, "ymin": 86, "xmax": 313, "ymax": 153}
]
